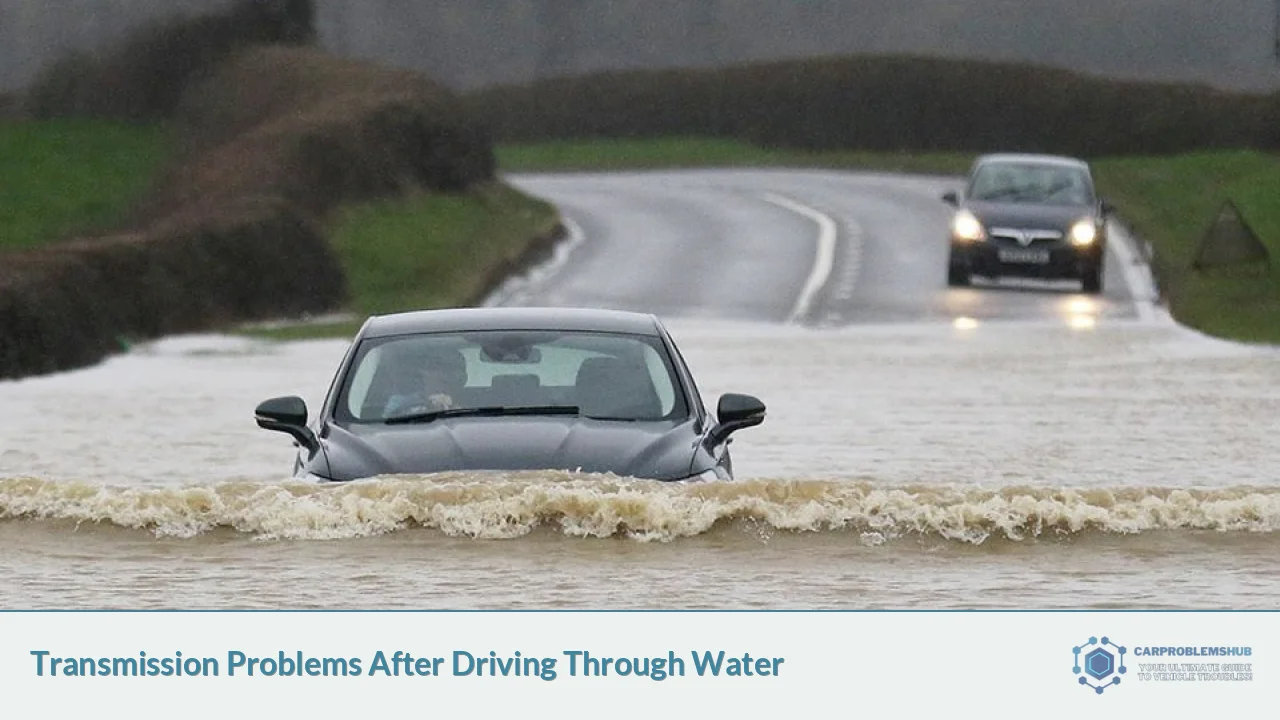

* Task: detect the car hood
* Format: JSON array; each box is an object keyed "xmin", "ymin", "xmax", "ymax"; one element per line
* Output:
[
  {"xmin": 319, "ymin": 416, "xmax": 700, "ymax": 481},
  {"xmin": 965, "ymin": 201, "xmax": 1095, "ymax": 230}
]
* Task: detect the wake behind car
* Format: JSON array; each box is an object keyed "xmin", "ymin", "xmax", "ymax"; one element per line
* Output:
[
  {"xmin": 942, "ymin": 153, "xmax": 1113, "ymax": 293},
  {"xmin": 254, "ymin": 307, "xmax": 766, "ymax": 482}
]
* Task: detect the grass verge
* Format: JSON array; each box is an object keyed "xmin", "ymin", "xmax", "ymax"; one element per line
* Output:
[
  {"xmin": 3, "ymin": 120, "xmax": 560, "ymax": 345},
  {"xmin": 1092, "ymin": 151, "xmax": 1280, "ymax": 344},
  {"xmin": 236, "ymin": 182, "xmax": 561, "ymax": 340},
  {"xmin": 498, "ymin": 138, "xmax": 1279, "ymax": 344},
  {"xmin": 0, "ymin": 119, "xmax": 170, "ymax": 250}
]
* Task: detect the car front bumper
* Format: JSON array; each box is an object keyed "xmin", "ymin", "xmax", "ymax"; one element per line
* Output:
[{"xmin": 950, "ymin": 240, "xmax": 1103, "ymax": 279}]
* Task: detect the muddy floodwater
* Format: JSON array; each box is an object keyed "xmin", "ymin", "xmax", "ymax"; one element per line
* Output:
[{"xmin": 2, "ymin": 316, "xmax": 1278, "ymax": 608}]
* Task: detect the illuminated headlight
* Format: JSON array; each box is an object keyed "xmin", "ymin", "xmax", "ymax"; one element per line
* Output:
[
  {"xmin": 951, "ymin": 210, "xmax": 986, "ymax": 242},
  {"xmin": 1070, "ymin": 220, "xmax": 1099, "ymax": 246}
]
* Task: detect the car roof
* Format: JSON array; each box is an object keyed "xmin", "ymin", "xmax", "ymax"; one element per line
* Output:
[
  {"xmin": 360, "ymin": 306, "xmax": 665, "ymax": 339},
  {"xmin": 972, "ymin": 153, "xmax": 1091, "ymax": 171}
]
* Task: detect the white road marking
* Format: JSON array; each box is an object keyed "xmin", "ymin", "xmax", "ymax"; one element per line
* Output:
[
  {"xmin": 759, "ymin": 192, "xmax": 838, "ymax": 324},
  {"xmin": 1105, "ymin": 219, "xmax": 1163, "ymax": 324},
  {"xmin": 830, "ymin": 214, "xmax": 864, "ymax": 306},
  {"xmin": 482, "ymin": 215, "xmax": 587, "ymax": 308}
]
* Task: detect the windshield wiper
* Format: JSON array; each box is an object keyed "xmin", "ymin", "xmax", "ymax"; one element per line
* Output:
[{"xmin": 384, "ymin": 405, "xmax": 582, "ymax": 425}]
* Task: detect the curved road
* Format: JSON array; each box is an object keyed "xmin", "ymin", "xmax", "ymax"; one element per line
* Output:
[{"xmin": 492, "ymin": 169, "xmax": 1156, "ymax": 327}]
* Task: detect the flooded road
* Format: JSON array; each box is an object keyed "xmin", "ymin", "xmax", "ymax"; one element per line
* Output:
[
  {"xmin": 2, "ymin": 319, "xmax": 1278, "ymax": 609},
  {"xmin": 1, "ymin": 170, "xmax": 1277, "ymax": 609}
]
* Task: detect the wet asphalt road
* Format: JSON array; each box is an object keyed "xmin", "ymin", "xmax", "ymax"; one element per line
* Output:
[{"xmin": 496, "ymin": 169, "xmax": 1147, "ymax": 326}]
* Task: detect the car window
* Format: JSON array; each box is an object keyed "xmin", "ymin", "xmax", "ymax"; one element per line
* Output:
[
  {"xmin": 643, "ymin": 346, "xmax": 676, "ymax": 413},
  {"xmin": 968, "ymin": 162, "xmax": 1094, "ymax": 205},
  {"xmin": 339, "ymin": 330, "xmax": 687, "ymax": 422}
]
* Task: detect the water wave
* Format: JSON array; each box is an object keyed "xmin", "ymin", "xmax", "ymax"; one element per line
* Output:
[{"xmin": 2, "ymin": 474, "xmax": 1279, "ymax": 543}]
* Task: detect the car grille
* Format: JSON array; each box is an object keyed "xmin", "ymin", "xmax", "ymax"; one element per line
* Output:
[{"xmin": 988, "ymin": 227, "xmax": 1064, "ymax": 247}]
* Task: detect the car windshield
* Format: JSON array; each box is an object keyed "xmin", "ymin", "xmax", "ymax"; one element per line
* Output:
[
  {"xmin": 967, "ymin": 162, "xmax": 1095, "ymax": 205},
  {"xmin": 336, "ymin": 330, "xmax": 687, "ymax": 423}
]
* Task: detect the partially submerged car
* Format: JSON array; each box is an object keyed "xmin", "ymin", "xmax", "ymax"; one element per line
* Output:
[
  {"xmin": 254, "ymin": 307, "xmax": 766, "ymax": 482},
  {"xmin": 943, "ymin": 153, "xmax": 1113, "ymax": 293}
]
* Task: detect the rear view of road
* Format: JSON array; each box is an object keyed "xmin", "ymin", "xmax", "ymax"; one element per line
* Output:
[{"xmin": 496, "ymin": 169, "xmax": 1154, "ymax": 328}]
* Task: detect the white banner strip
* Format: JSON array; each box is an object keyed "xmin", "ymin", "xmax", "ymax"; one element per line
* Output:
[{"xmin": 0, "ymin": 611, "xmax": 1268, "ymax": 717}]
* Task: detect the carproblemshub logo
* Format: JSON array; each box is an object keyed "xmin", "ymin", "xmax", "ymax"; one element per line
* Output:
[{"xmin": 1073, "ymin": 636, "xmax": 1127, "ymax": 694}]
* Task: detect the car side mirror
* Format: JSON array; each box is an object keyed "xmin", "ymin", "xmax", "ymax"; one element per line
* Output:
[
  {"xmin": 707, "ymin": 393, "xmax": 766, "ymax": 445},
  {"xmin": 941, "ymin": 191, "xmax": 959, "ymax": 207},
  {"xmin": 255, "ymin": 396, "xmax": 319, "ymax": 453},
  {"xmin": 1099, "ymin": 198, "xmax": 1115, "ymax": 215}
]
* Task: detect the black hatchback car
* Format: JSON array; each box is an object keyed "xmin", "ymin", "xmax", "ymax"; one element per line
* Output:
[
  {"xmin": 942, "ymin": 154, "xmax": 1112, "ymax": 293},
  {"xmin": 254, "ymin": 307, "xmax": 766, "ymax": 483}
]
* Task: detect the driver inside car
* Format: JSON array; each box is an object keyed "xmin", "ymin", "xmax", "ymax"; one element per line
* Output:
[{"xmin": 383, "ymin": 347, "xmax": 468, "ymax": 417}]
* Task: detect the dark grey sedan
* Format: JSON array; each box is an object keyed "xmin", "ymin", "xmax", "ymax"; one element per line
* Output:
[
  {"xmin": 942, "ymin": 154, "xmax": 1113, "ymax": 293},
  {"xmin": 254, "ymin": 307, "xmax": 766, "ymax": 483}
]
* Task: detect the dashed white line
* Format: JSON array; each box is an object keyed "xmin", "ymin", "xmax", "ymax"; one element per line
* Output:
[
  {"xmin": 759, "ymin": 192, "xmax": 839, "ymax": 325},
  {"xmin": 830, "ymin": 216, "xmax": 865, "ymax": 304}
]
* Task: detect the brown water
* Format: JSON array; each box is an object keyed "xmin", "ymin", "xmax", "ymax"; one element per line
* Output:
[{"xmin": 2, "ymin": 317, "xmax": 1278, "ymax": 609}]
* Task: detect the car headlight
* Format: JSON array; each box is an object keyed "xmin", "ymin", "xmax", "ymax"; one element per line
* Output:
[
  {"xmin": 1070, "ymin": 219, "xmax": 1098, "ymax": 246},
  {"xmin": 951, "ymin": 210, "xmax": 986, "ymax": 242}
]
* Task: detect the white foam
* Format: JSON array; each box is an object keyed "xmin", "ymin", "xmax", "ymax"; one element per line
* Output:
[{"xmin": 3, "ymin": 475, "xmax": 1278, "ymax": 543}]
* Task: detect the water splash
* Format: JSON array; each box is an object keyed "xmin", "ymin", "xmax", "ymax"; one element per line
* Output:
[{"xmin": 3, "ymin": 474, "xmax": 1279, "ymax": 543}]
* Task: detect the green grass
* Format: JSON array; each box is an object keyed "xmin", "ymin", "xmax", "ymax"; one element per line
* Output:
[
  {"xmin": 238, "ymin": 182, "xmax": 560, "ymax": 340},
  {"xmin": 1093, "ymin": 152, "xmax": 1280, "ymax": 344},
  {"xmin": 334, "ymin": 183, "xmax": 558, "ymax": 314},
  {"xmin": 0, "ymin": 119, "xmax": 170, "ymax": 250},
  {"xmin": 499, "ymin": 137, "xmax": 1280, "ymax": 344}
]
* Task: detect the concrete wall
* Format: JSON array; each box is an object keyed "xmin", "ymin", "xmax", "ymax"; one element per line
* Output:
[{"xmin": 4, "ymin": 0, "xmax": 1279, "ymax": 92}]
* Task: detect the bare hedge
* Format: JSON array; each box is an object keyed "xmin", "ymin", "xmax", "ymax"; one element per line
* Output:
[
  {"xmin": 2, "ymin": 35, "xmax": 496, "ymax": 379},
  {"xmin": 23, "ymin": 0, "xmax": 314, "ymax": 121},
  {"xmin": 0, "ymin": 200, "xmax": 344, "ymax": 377},
  {"xmin": 139, "ymin": 47, "xmax": 495, "ymax": 219},
  {"xmin": 463, "ymin": 55, "xmax": 1280, "ymax": 156}
]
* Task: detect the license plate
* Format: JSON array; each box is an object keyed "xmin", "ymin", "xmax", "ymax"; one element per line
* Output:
[{"xmin": 998, "ymin": 248, "xmax": 1051, "ymax": 264}]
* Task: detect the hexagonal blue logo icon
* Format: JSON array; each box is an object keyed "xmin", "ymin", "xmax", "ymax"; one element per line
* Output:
[
  {"xmin": 1072, "ymin": 636, "xmax": 1127, "ymax": 694},
  {"xmin": 1085, "ymin": 648, "xmax": 1114, "ymax": 679}
]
